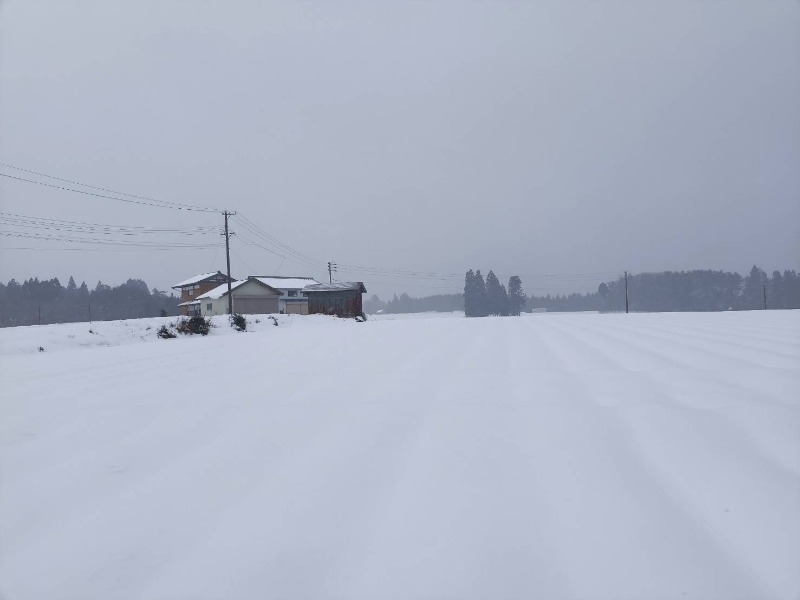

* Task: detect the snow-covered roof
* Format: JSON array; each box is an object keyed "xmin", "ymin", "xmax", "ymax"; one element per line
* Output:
[
  {"xmin": 196, "ymin": 280, "xmax": 249, "ymax": 300},
  {"xmin": 172, "ymin": 271, "xmax": 232, "ymax": 289},
  {"xmin": 196, "ymin": 279, "xmax": 284, "ymax": 300},
  {"xmin": 303, "ymin": 282, "xmax": 367, "ymax": 293},
  {"xmin": 249, "ymin": 276, "xmax": 319, "ymax": 290},
  {"xmin": 177, "ymin": 300, "xmax": 200, "ymax": 307}
]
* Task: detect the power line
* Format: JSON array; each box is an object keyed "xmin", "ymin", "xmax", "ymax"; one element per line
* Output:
[
  {"xmin": 0, "ymin": 211, "xmax": 220, "ymax": 232},
  {"xmin": 1, "ymin": 221, "xmax": 220, "ymax": 237},
  {"xmin": 0, "ymin": 231, "xmax": 223, "ymax": 249},
  {"xmin": 235, "ymin": 227, "xmax": 326, "ymax": 273},
  {"xmin": 0, "ymin": 246, "xmax": 220, "ymax": 252},
  {"xmin": 0, "ymin": 163, "xmax": 219, "ymax": 212},
  {"xmin": 233, "ymin": 213, "xmax": 325, "ymax": 267},
  {"xmin": 235, "ymin": 231, "xmax": 290, "ymax": 259},
  {"xmin": 229, "ymin": 248, "xmax": 260, "ymax": 275}
]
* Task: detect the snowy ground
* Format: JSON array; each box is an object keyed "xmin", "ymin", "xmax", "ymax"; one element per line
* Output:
[{"xmin": 1, "ymin": 310, "xmax": 799, "ymax": 600}]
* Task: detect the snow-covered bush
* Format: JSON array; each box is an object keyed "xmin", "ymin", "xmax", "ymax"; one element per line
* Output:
[
  {"xmin": 157, "ymin": 325, "xmax": 176, "ymax": 339},
  {"xmin": 230, "ymin": 313, "xmax": 247, "ymax": 332},
  {"xmin": 176, "ymin": 316, "xmax": 210, "ymax": 336}
]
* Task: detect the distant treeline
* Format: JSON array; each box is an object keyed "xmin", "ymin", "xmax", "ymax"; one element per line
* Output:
[
  {"xmin": 3, "ymin": 266, "xmax": 798, "ymax": 326},
  {"xmin": 365, "ymin": 292, "xmax": 464, "ymax": 315},
  {"xmin": 366, "ymin": 266, "xmax": 800, "ymax": 315},
  {"xmin": 0, "ymin": 277, "xmax": 180, "ymax": 327}
]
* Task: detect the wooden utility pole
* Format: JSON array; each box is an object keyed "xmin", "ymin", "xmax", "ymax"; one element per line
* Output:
[
  {"xmin": 327, "ymin": 261, "xmax": 337, "ymax": 284},
  {"xmin": 763, "ymin": 284, "xmax": 767, "ymax": 310},
  {"xmin": 625, "ymin": 271, "xmax": 629, "ymax": 314},
  {"xmin": 223, "ymin": 211, "xmax": 235, "ymax": 315}
]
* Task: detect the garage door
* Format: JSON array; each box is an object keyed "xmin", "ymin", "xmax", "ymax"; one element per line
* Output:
[
  {"xmin": 286, "ymin": 302, "xmax": 308, "ymax": 315},
  {"xmin": 234, "ymin": 297, "xmax": 279, "ymax": 315}
]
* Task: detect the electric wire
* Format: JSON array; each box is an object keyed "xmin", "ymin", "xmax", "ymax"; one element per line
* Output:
[
  {"xmin": 0, "ymin": 212, "xmax": 220, "ymax": 233},
  {"xmin": 0, "ymin": 163, "xmax": 219, "ymax": 212},
  {"xmin": 229, "ymin": 248, "xmax": 260, "ymax": 276},
  {"xmin": 233, "ymin": 213, "xmax": 325, "ymax": 268},
  {"xmin": 0, "ymin": 231, "xmax": 223, "ymax": 249}
]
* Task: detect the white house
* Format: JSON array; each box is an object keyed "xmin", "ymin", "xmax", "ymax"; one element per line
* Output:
[
  {"xmin": 247, "ymin": 276, "xmax": 319, "ymax": 315},
  {"xmin": 181, "ymin": 279, "xmax": 283, "ymax": 316}
]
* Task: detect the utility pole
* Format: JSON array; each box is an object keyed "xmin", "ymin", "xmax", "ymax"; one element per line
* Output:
[
  {"xmin": 223, "ymin": 211, "xmax": 236, "ymax": 315},
  {"xmin": 624, "ymin": 271, "xmax": 629, "ymax": 314},
  {"xmin": 327, "ymin": 261, "xmax": 337, "ymax": 284},
  {"xmin": 763, "ymin": 284, "xmax": 767, "ymax": 310}
]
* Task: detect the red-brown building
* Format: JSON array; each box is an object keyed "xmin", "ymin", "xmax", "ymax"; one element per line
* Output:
[
  {"xmin": 304, "ymin": 282, "xmax": 367, "ymax": 318},
  {"xmin": 172, "ymin": 271, "xmax": 235, "ymax": 316}
]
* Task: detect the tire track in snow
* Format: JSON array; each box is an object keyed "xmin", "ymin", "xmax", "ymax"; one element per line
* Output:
[
  {"xmin": 519, "ymin": 316, "xmax": 781, "ymax": 598},
  {"xmin": 614, "ymin": 311, "xmax": 798, "ymax": 345},
  {"xmin": 1, "ymin": 335, "xmax": 279, "ymax": 563},
  {"xmin": 535, "ymin": 315, "xmax": 800, "ymax": 479},
  {"xmin": 338, "ymin": 317, "xmax": 575, "ymax": 599},
  {"xmin": 606, "ymin": 315, "xmax": 800, "ymax": 357},
  {"xmin": 534, "ymin": 314, "xmax": 800, "ymax": 477},
  {"xmin": 4, "ymin": 324, "xmax": 462, "ymax": 597},
  {"xmin": 544, "ymin": 315, "xmax": 763, "ymax": 373},
  {"xmin": 615, "ymin": 405, "xmax": 800, "ymax": 599},
  {"xmin": 569, "ymin": 319, "xmax": 799, "ymax": 407},
  {"xmin": 573, "ymin": 313, "xmax": 799, "ymax": 370},
  {"xmin": 135, "ymin": 323, "xmax": 464, "ymax": 600}
]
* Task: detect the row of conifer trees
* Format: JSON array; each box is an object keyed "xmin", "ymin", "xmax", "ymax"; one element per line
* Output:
[
  {"xmin": 464, "ymin": 270, "xmax": 525, "ymax": 317},
  {"xmin": 0, "ymin": 276, "xmax": 180, "ymax": 327}
]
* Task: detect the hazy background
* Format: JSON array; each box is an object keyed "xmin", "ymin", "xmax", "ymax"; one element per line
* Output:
[{"xmin": 1, "ymin": 0, "xmax": 798, "ymax": 298}]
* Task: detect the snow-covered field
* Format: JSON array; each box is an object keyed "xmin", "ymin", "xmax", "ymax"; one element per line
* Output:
[{"xmin": 1, "ymin": 310, "xmax": 799, "ymax": 600}]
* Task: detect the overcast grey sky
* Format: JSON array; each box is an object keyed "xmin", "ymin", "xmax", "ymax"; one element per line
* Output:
[{"xmin": 1, "ymin": 0, "xmax": 798, "ymax": 298}]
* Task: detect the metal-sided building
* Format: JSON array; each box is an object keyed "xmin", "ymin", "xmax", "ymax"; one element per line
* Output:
[
  {"xmin": 247, "ymin": 276, "xmax": 319, "ymax": 315},
  {"xmin": 303, "ymin": 282, "xmax": 367, "ymax": 318}
]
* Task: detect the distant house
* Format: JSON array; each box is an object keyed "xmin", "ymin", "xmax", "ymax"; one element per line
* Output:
[
  {"xmin": 185, "ymin": 279, "xmax": 283, "ymax": 316},
  {"xmin": 304, "ymin": 282, "xmax": 367, "ymax": 318},
  {"xmin": 248, "ymin": 276, "xmax": 319, "ymax": 315},
  {"xmin": 172, "ymin": 271, "xmax": 235, "ymax": 316}
]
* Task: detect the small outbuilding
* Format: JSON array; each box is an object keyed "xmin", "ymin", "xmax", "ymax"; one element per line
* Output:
[
  {"xmin": 304, "ymin": 282, "xmax": 367, "ymax": 318},
  {"xmin": 192, "ymin": 279, "xmax": 283, "ymax": 316}
]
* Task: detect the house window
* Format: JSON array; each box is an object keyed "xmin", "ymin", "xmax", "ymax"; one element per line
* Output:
[
  {"xmin": 188, "ymin": 286, "xmax": 194, "ymax": 296},
  {"xmin": 207, "ymin": 303, "xmax": 213, "ymax": 311},
  {"xmin": 288, "ymin": 290, "xmax": 297, "ymax": 297}
]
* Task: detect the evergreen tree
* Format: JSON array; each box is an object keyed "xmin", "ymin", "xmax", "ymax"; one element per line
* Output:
[
  {"xmin": 474, "ymin": 270, "xmax": 487, "ymax": 317},
  {"xmin": 485, "ymin": 270, "xmax": 508, "ymax": 316},
  {"xmin": 508, "ymin": 276, "xmax": 525, "ymax": 316},
  {"xmin": 743, "ymin": 265, "xmax": 767, "ymax": 309},
  {"xmin": 783, "ymin": 270, "xmax": 800, "ymax": 309},
  {"xmin": 769, "ymin": 271, "xmax": 783, "ymax": 309},
  {"xmin": 464, "ymin": 270, "xmax": 476, "ymax": 317}
]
